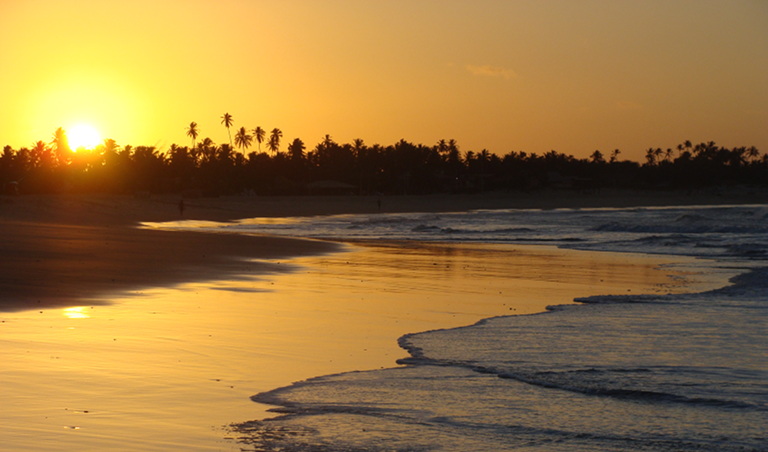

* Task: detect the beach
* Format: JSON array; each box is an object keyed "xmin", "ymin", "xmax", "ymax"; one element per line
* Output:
[
  {"xmin": 1, "ymin": 190, "xmax": 764, "ymax": 450},
  {"xmin": 5, "ymin": 188, "xmax": 757, "ymax": 311}
]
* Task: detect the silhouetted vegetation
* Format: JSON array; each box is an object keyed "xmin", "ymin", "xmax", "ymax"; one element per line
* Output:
[{"xmin": 1, "ymin": 124, "xmax": 765, "ymax": 196}]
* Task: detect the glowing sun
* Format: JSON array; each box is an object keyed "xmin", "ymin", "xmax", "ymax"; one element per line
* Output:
[{"xmin": 68, "ymin": 123, "xmax": 102, "ymax": 150}]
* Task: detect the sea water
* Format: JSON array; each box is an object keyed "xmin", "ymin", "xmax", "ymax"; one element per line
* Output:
[{"xmin": 160, "ymin": 204, "xmax": 768, "ymax": 451}]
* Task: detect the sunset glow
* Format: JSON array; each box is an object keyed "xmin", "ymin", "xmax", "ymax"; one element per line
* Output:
[
  {"xmin": 67, "ymin": 123, "xmax": 102, "ymax": 150},
  {"xmin": 1, "ymin": 1, "xmax": 766, "ymax": 160}
]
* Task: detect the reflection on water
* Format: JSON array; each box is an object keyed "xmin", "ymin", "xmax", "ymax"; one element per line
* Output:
[
  {"xmin": 0, "ymin": 243, "xmax": 703, "ymax": 451},
  {"xmin": 62, "ymin": 306, "xmax": 91, "ymax": 319}
]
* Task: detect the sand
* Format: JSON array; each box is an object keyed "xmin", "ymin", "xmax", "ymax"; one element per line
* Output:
[
  {"xmin": 2, "ymin": 188, "xmax": 764, "ymax": 310},
  {"xmin": 0, "ymin": 190, "xmax": 753, "ymax": 450}
]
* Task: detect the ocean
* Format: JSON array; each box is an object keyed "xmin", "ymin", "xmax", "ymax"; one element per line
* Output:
[{"xmin": 158, "ymin": 204, "xmax": 768, "ymax": 451}]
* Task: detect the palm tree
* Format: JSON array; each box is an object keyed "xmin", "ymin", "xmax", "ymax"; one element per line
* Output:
[
  {"xmin": 268, "ymin": 128, "xmax": 282, "ymax": 154},
  {"xmin": 437, "ymin": 139, "xmax": 447, "ymax": 156},
  {"xmin": 653, "ymin": 147, "xmax": 664, "ymax": 162},
  {"xmin": 186, "ymin": 122, "xmax": 199, "ymax": 149},
  {"xmin": 684, "ymin": 140, "xmax": 692, "ymax": 153},
  {"xmin": 746, "ymin": 146, "xmax": 761, "ymax": 162},
  {"xmin": 352, "ymin": 138, "xmax": 365, "ymax": 154},
  {"xmin": 253, "ymin": 126, "xmax": 265, "ymax": 152},
  {"xmin": 446, "ymin": 139, "xmax": 460, "ymax": 166},
  {"xmin": 693, "ymin": 143, "xmax": 704, "ymax": 157},
  {"xmin": 103, "ymin": 138, "xmax": 119, "ymax": 153},
  {"xmin": 197, "ymin": 137, "xmax": 217, "ymax": 165},
  {"xmin": 102, "ymin": 138, "xmax": 120, "ymax": 163},
  {"xmin": 30, "ymin": 140, "xmax": 51, "ymax": 168},
  {"xmin": 645, "ymin": 148, "xmax": 657, "ymax": 166},
  {"xmin": 234, "ymin": 126, "xmax": 253, "ymax": 152},
  {"xmin": 50, "ymin": 127, "xmax": 70, "ymax": 165},
  {"xmin": 221, "ymin": 113, "xmax": 234, "ymax": 147},
  {"xmin": 217, "ymin": 144, "xmax": 235, "ymax": 165},
  {"xmin": 287, "ymin": 137, "xmax": 305, "ymax": 161}
]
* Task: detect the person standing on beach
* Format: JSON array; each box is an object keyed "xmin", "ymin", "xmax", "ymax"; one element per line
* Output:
[{"xmin": 178, "ymin": 199, "xmax": 185, "ymax": 217}]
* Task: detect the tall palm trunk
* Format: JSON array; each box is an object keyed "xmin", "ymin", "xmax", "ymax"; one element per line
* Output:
[{"xmin": 221, "ymin": 113, "xmax": 234, "ymax": 148}]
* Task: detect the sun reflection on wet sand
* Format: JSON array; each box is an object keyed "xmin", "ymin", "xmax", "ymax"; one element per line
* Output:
[
  {"xmin": 62, "ymin": 307, "xmax": 91, "ymax": 319},
  {"xmin": 0, "ymin": 243, "xmax": 715, "ymax": 451}
]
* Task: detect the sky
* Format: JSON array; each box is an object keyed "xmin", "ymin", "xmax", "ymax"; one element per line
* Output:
[{"xmin": 1, "ymin": 0, "xmax": 766, "ymax": 161}]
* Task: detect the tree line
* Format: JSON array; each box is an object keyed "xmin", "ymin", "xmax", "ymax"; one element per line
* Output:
[{"xmin": 1, "ymin": 114, "xmax": 766, "ymax": 196}]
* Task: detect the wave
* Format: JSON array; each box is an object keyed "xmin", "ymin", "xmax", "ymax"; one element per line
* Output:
[
  {"xmin": 573, "ymin": 294, "xmax": 670, "ymax": 305},
  {"xmin": 394, "ymin": 353, "xmax": 766, "ymax": 412},
  {"xmin": 149, "ymin": 205, "xmax": 768, "ymax": 266},
  {"xmin": 238, "ymin": 362, "xmax": 767, "ymax": 452},
  {"xmin": 350, "ymin": 213, "xmax": 443, "ymax": 226},
  {"xmin": 396, "ymin": 271, "xmax": 768, "ymax": 415},
  {"xmin": 495, "ymin": 368, "xmax": 764, "ymax": 411},
  {"xmin": 224, "ymin": 204, "xmax": 768, "ymax": 451},
  {"xmin": 429, "ymin": 226, "xmax": 536, "ymax": 235},
  {"xmin": 591, "ymin": 221, "xmax": 768, "ymax": 235}
]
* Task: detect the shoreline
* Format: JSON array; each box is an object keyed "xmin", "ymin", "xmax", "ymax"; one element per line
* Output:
[
  {"xmin": 0, "ymin": 241, "xmax": 701, "ymax": 451},
  {"xmin": 0, "ymin": 192, "xmax": 740, "ymax": 450},
  {"xmin": 3, "ymin": 188, "xmax": 763, "ymax": 312},
  {"xmin": 4, "ymin": 186, "xmax": 767, "ymax": 224}
]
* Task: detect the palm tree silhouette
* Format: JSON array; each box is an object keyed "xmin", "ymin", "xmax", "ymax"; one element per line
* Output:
[
  {"xmin": 50, "ymin": 127, "xmax": 70, "ymax": 165},
  {"xmin": 287, "ymin": 137, "xmax": 305, "ymax": 161},
  {"xmin": 653, "ymin": 147, "xmax": 664, "ymax": 162},
  {"xmin": 351, "ymin": 138, "xmax": 366, "ymax": 159},
  {"xmin": 746, "ymin": 146, "xmax": 760, "ymax": 162},
  {"xmin": 268, "ymin": 128, "xmax": 282, "ymax": 154},
  {"xmin": 30, "ymin": 140, "xmax": 51, "ymax": 167},
  {"xmin": 253, "ymin": 127, "xmax": 265, "ymax": 152},
  {"xmin": 684, "ymin": 140, "xmax": 692, "ymax": 153},
  {"xmin": 221, "ymin": 113, "xmax": 234, "ymax": 148},
  {"xmin": 186, "ymin": 122, "xmax": 199, "ymax": 150},
  {"xmin": 234, "ymin": 127, "xmax": 253, "ymax": 152},
  {"xmin": 102, "ymin": 138, "xmax": 120, "ymax": 155},
  {"xmin": 645, "ymin": 148, "xmax": 657, "ymax": 166}
]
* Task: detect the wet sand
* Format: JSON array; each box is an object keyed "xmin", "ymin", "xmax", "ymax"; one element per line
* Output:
[
  {"xmin": 0, "ymin": 191, "xmax": 746, "ymax": 450},
  {"xmin": 2, "ymin": 189, "xmax": 762, "ymax": 310},
  {"xmin": 0, "ymin": 195, "xmax": 338, "ymax": 311}
]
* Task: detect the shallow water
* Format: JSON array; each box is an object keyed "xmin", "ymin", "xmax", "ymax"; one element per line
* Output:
[
  {"xmin": 0, "ymin": 240, "xmax": 688, "ymax": 450},
  {"xmin": 145, "ymin": 203, "xmax": 768, "ymax": 261},
  {"xmin": 218, "ymin": 205, "xmax": 768, "ymax": 451},
  {"xmin": 5, "ymin": 204, "xmax": 763, "ymax": 450},
  {"xmin": 235, "ymin": 285, "xmax": 767, "ymax": 451}
]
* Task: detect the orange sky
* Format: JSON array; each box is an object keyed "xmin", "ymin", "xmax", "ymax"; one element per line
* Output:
[{"xmin": 1, "ymin": 0, "xmax": 766, "ymax": 161}]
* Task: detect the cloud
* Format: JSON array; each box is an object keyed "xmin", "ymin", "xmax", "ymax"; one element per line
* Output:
[{"xmin": 466, "ymin": 64, "xmax": 517, "ymax": 80}]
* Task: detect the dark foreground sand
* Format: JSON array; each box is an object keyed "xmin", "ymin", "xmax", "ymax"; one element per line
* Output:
[
  {"xmin": 0, "ymin": 207, "xmax": 336, "ymax": 311},
  {"xmin": 1, "ymin": 188, "xmax": 765, "ymax": 311}
]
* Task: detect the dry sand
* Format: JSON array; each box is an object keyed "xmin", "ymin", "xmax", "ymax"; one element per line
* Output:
[{"xmin": 0, "ymin": 190, "xmax": 754, "ymax": 450}]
